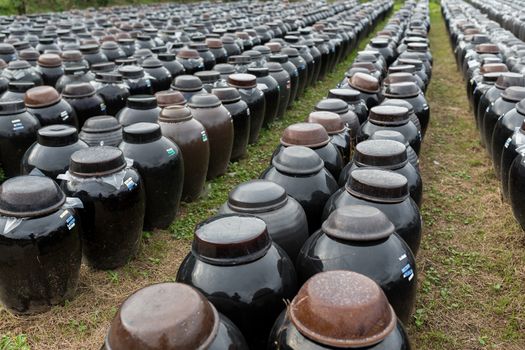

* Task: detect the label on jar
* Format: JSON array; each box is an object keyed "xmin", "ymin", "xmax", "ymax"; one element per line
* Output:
[
  {"xmin": 286, "ymin": 80, "xmax": 291, "ymax": 90},
  {"xmin": 124, "ymin": 177, "xmax": 137, "ymax": 191},
  {"xmin": 60, "ymin": 110, "xmax": 69, "ymax": 121},
  {"xmin": 166, "ymin": 147, "xmax": 177, "ymax": 156},
  {"xmin": 14, "ymin": 71, "xmax": 25, "ymax": 80},
  {"xmin": 504, "ymin": 138, "xmax": 512, "ymax": 149},
  {"xmin": 60, "ymin": 209, "xmax": 76, "ymax": 230},
  {"xmin": 401, "ymin": 263, "xmax": 414, "ymax": 281},
  {"xmin": 11, "ymin": 119, "xmax": 23, "ymax": 131},
  {"xmin": 257, "ymin": 83, "xmax": 268, "ymax": 91},
  {"xmin": 201, "ymin": 130, "xmax": 208, "ymax": 142},
  {"xmin": 100, "ymin": 103, "xmax": 107, "ymax": 113}
]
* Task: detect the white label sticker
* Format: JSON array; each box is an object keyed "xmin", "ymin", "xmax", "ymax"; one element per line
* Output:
[
  {"xmin": 60, "ymin": 111, "xmax": 69, "ymax": 121},
  {"xmin": 11, "ymin": 119, "xmax": 23, "ymax": 131},
  {"xmin": 257, "ymin": 83, "xmax": 268, "ymax": 91}
]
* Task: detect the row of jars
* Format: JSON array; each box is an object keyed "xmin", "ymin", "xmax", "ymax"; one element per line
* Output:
[
  {"xmin": 95, "ymin": 2, "xmax": 433, "ymax": 349},
  {"xmin": 0, "ymin": 0, "xmax": 394, "ymax": 324},
  {"xmin": 443, "ymin": 0, "xmax": 525, "ymax": 232}
]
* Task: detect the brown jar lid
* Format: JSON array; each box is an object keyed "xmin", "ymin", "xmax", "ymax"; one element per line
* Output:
[
  {"xmin": 480, "ymin": 63, "xmax": 508, "ymax": 74},
  {"xmin": 227, "ymin": 179, "xmax": 288, "ymax": 213},
  {"xmin": 265, "ymin": 42, "xmax": 282, "ymax": 53},
  {"xmin": 206, "ymin": 38, "xmax": 223, "ymax": 48},
  {"xmin": 495, "ymin": 72, "xmax": 525, "ymax": 90},
  {"xmin": 351, "ymin": 61, "xmax": 377, "ymax": 73},
  {"xmin": 369, "ymin": 105, "xmax": 409, "ymax": 126},
  {"xmin": 289, "ymin": 270, "xmax": 397, "ymax": 348},
  {"xmin": 322, "ymin": 205, "xmax": 395, "ymax": 241},
  {"xmin": 384, "ymin": 72, "xmax": 418, "ymax": 86},
  {"xmin": 37, "ymin": 53, "xmax": 62, "ymax": 68},
  {"xmin": 106, "ymin": 283, "xmax": 220, "ymax": 350},
  {"xmin": 155, "ymin": 90, "xmax": 186, "ymax": 107},
  {"xmin": 483, "ymin": 71, "xmax": 504, "ymax": 83},
  {"xmin": 281, "ymin": 122, "xmax": 330, "ymax": 148},
  {"xmin": 475, "ymin": 43, "xmax": 499, "ymax": 54},
  {"xmin": 327, "ymin": 88, "xmax": 361, "ymax": 103},
  {"xmin": 384, "ymin": 82, "xmax": 421, "ymax": 98},
  {"xmin": 307, "ymin": 111, "xmax": 345, "ymax": 134},
  {"xmin": 272, "ymin": 146, "xmax": 325, "ymax": 175},
  {"xmin": 388, "ymin": 64, "xmax": 416, "ymax": 74},
  {"xmin": 348, "ymin": 72, "xmax": 380, "ymax": 93},
  {"xmin": 19, "ymin": 49, "xmax": 40, "ymax": 62},
  {"xmin": 228, "ymin": 73, "xmax": 256, "ymax": 89},
  {"xmin": 159, "ymin": 105, "xmax": 193, "ymax": 123},
  {"xmin": 25, "ymin": 86, "xmax": 61, "ymax": 108},
  {"xmin": 501, "ymin": 86, "xmax": 525, "ymax": 102},
  {"xmin": 192, "ymin": 214, "xmax": 272, "ymax": 265},
  {"xmin": 177, "ymin": 48, "xmax": 200, "ymax": 59},
  {"xmin": 345, "ymin": 168, "xmax": 409, "ymax": 203},
  {"xmin": 62, "ymin": 82, "xmax": 96, "ymax": 98},
  {"xmin": 354, "ymin": 139, "xmax": 408, "ymax": 169}
]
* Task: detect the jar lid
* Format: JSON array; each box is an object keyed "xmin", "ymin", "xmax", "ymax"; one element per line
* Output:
[
  {"xmin": 517, "ymin": 99, "xmax": 525, "ymax": 116},
  {"xmin": 265, "ymin": 42, "xmax": 282, "ymax": 53},
  {"xmin": 384, "ymin": 82, "xmax": 421, "ymax": 98},
  {"xmin": 81, "ymin": 115, "xmax": 122, "ymax": 133},
  {"xmin": 8, "ymin": 60, "xmax": 31, "ymax": 70},
  {"xmin": 192, "ymin": 214, "xmax": 272, "ymax": 265},
  {"xmin": 272, "ymin": 145, "xmax": 324, "ymax": 175},
  {"xmin": 195, "ymin": 70, "xmax": 220, "ymax": 84},
  {"xmin": 69, "ymin": 146, "xmax": 126, "ymax": 177},
  {"xmin": 384, "ymin": 72, "xmax": 418, "ymax": 86},
  {"xmin": 25, "ymin": 86, "xmax": 61, "ymax": 108},
  {"xmin": 495, "ymin": 72, "xmax": 525, "ymax": 90},
  {"xmin": 354, "ymin": 140, "xmax": 408, "ymax": 169},
  {"xmin": 157, "ymin": 53, "xmax": 176, "ymax": 61},
  {"xmin": 155, "ymin": 90, "xmax": 186, "ymax": 107},
  {"xmin": 100, "ymin": 41, "xmax": 118, "ymax": 50},
  {"xmin": 126, "ymin": 94, "xmax": 158, "ymax": 110},
  {"xmin": 0, "ymin": 43, "xmax": 15, "ymax": 54},
  {"xmin": 173, "ymin": 75, "xmax": 203, "ymax": 92},
  {"xmin": 350, "ymin": 61, "xmax": 377, "ymax": 73},
  {"xmin": 247, "ymin": 67, "xmax": 269, "ymax": 77},
  {"xmin": 322, "ymin": 205, "xmax": 395, "ymax": 241},
  {"xmin": 19, "ymin": 49, "xmax": 40, "ymax": 62},
  {"xmin": 106, "ymin": 283, "xmax": 220, "ymax": 350},
  {"xmin": 227, "ymin": 179, "xmax": 288, "ymax": 213},
  {"xmin": 501, "ymin": 86, "xmax": 525, "ymax": 102},
  {"xmin": 92, "ymin": 63, "xmax": 115, "ymax": 75},
  {"xmin": 0, "ymin": 99, "xmax": 26, "ymax": 115},
  {"xmin": 79, "ymin": 43, "xmax": 100, "ymax": 53},
  {"xmin": 227, "ymin": 55, "xmax": 252, "ymax": 65},
  {"xmin": 346, "ymin": 168, "xmax": 409, "ymax": 203},
  {"xmin": 388, "ymin": 64, "xmax": 416, "ymax": 74},
  {"xmin": 0, "ymin": 175, "xmax": 66, "ymax": 218},
  {"xmin": 8, "ymin": 81, "xmax": 35, "ymax": 93},
  {"xmin": 37, "ymin": 124, "xmax": 79, "ymax": 147},
  {"xmin": 281, "ymin": 47, "xmax": 299, "ymax": 58},
  {"xmin": 370, "ymin": 38, "xmax": 389, "ymax": 48},
  {"xmin": 213, "ymin": 63, "xmax": 235, "ymax": 75},
  {"xmin": 61, "ymin": 50, "xmax": 83, "ymax": 62},
  {"xmin": 206, "ymin": 38, "xmax": 223, "ymax": 48},
  {"xmin": 268, "ymin": 54, "xmax": 288, "ymax": 64},
  {"xmin": 475, "ymin": 43, "xmax": 499, "ymax": 54},
  {"xmin": 348, "ymin": 72, "xmax": 380, "ymax": 93},
  {"xmin": 118, "ymin": 65, "xmax": 145, "ymax": 79},
  {"xmin": 281, "ymin": 122, "xmax": 330, "ymax": 148},
  {"xmin": 327, "ymin": 88, "xmax": 361, "ymax": 103},
  {"xmin": 370, "ymin": 130, "xmax": 408, "ymax": 145},
  {"xmin": 380, "ymin": 99, "xmax": 415, "ymax": 114},
  {"xmin": 177, "ymin": 48, "xmax": 200, "ymax": 59},
  {"xmin": 267, "ymin": 62, "xmax": 283, "ymax": 72},
  {"xmin": 228, "ymin": 73, "xmax": 256, "ymax": 89},
  {"xmin": 307, "ymin": 111, "xmax": 345, "ymax": 134},
  {"xmin": 37, "ymin": 53, "xmax": 62, "ymax": 68},
  {"xmin": 188, "ymin": 93, "xmax": 221, "ymax": 108},
  {"xmin": 480, "ymin": 63, "xmax": 508, "ymax": 74},
  {"xmin": 315, "ymin": 98, "xmax": 349, "ymax": 115},
  {"xmin": 212, "ymin": 87, "xmax": 241, "ymax": 103},
  {"xmin": 369, "ymin": 105, "xmax": 409, "ymax": 126},
  {"xmin": 142, "ymin": 57, "xmax": 163, "ymax": 69},
  {"xmin": 62, "ymin": 82, "xmax": 96, "ymax": 98},
  {"xmin": 243, "ymin": 50, "xmax": 262, "ymax": 60},
  {"xmin": 290, "ymin": 270, "xmax": 396, "ymax": 348},
  {"xmin": 159, "ymin": 105, "xmax": 193, "ymax": 122},
  {"xmin": 397, "ymin": 58, "xmax": 423, "ymax": 70},
  {"xmin": 64, "ymin": 66, "xmax": 88, "ymax": 76},
  {"xmin": 123, "ymin": 122, "xmax": 161, "ymax": 143},
  {"xmin": 253, "ymin": 45, "xmax": 271, "ymax": 55},
  {"xmin": 95, "ymin": 72, "xmax": 123, "ymax": 84}
]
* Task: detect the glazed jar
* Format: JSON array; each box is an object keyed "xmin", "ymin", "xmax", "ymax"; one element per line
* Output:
[
  {"xmin": 21, "ymin": 125, "xmax": 88, "ymax": 180},
  {"xmin": 388, "ymin": 64, "xmax": 426, "ymax": 92},
  {"xmin": 79, "ymin": 116, "xmax": 122, "ymax": 147},
  {"xmin": 323, "ymin": 168, "xmax": 422, "ymax": 255},
  {"xmin": 1, "ymin": 60, "xmax": 43, "ymax": 86},
  {"xmin": 501, "ymin": 119, "xmax": 525, "ymax": 201},
  {"xmin": 313, "ymin": 38, "xmax": 330, "ymax": 81},
  {"xmin": 158, "ymin": 106, "xmax": 209, "ymax": 202},
  {"xmin": 19, "ymin": 49, "xmax": 40, "ymax": 68},
  {"xmin": 118, "ymin": 65, "xmax": 154, "ymax": 95},
  {"xmin": 228, "ymin": 73, "xmax": 265, "ymax": 144},
  {"xmin": 370, "ymin": 130, "xmax": 420, "ymax": 171},
  {"xmin": 119, "ymin": 123, "xmax": 183, "ymax": 230},
  {"xmin": 2, "ymin": 81, "xmax": 35, "ymax": 101},
  {"xmin": 142, "ymin": 57, "xmax": 172, "ymax": 93},
  {"xmin": 61, "ymin": 146, "xmax": 145, "ymax": 270},
  {"xmin": 212, "ymin": 87, "xmax": 249, "ymax": 162},
  {"xmin": 92, "ymin": 73, "xmax": 130, "ymax": 117},
  {"xmin": 100, "ymin": 41, "xmax": 126, "ymax": 62},
  {"xmin": 0, "ymin": 100, "xmax": 40, "ymax": 178},
  {"xmin": 307, "ymin": 111, "xmax": 351, "ymax": 164},
  {"xmin": 296, "ymin": 205, "xmax": 417, "ymax": 323},
  {"xmin": 0, "ymin": 43, "xmax": 17, "ymax": 63},
  {"xmin": 380, "ymin": 98, "xmax": 423, "ymax": 137},
  {"xmin": 189, "ymin": 94, "xmax": 233, "ymax": 180},
  {"xmin": 189, "ymin": 43, "xmax": 217, "ymax": 71},
  {"xmin": 176, "ymin": 214, "xmax": 298, "ymax": 350},
  {"xmin": 508, "ymin": 148, "xmax": 525, "ymax": 230},
  {"xmin": 155, "ymin": 90, "xmax": 187, "ymax": 108},
  {"xmin": 116, "ymin": 95, "xmax": 160, "ymax": 127},
  {"xmin": 171, "ymin": 75, "xmax": 206, "ymax": 102},
  {"xmin": 36, "ymin": 53, "xmax": 64, "ymax": 87},
  {"xmin": 0, "ymin": 175, "xmax": 82, "ymax": 314},
  {"xmin": 218, "ymin": 180, "xmax": 309, "ymax": 261},
  {"xmin": 314, "ymin": 98, "xmax": 360, "ymax": 145},
  {"xmin": 103, "ymin": 283, "xmax": 248, "ymax": 350},
  {"xmin": 346, "ymin": 72, "xmax": 382, "ymax": 109},
  {"xmin": 213, "ymin": 63, "xmax": 236, "ymax": 81},
  {"xmin": 222, "ymin": 37, "xmax": 242, "ymax": 57},
  {"xmin": 61, "ymin": 50, "xmax": 88, "ymax": 69},
  {"xmin": 247, "ymin": 67, "xmax": 280, "ymax": 127},
  {"xmin": 292, "ymin": 44, "xmax": 315, "ymax": 87},
  {"xmin": 269, "ymin": 54, "xmax": 298, "ymax": 107},
  {"xmin": 268, "ymin": 271, "xmax": 412, "ymax": 350},
  {"xmin": 262, "ymin": 146, "xmax": 338, "ymax": 233},
  {"xmin": 327, "ymin": 88, "xmax": 369, "ymax": 124},
  {"xmin": 25, "ymin": 86, "xmax": 78, "ymax": 128},
  {"xmin": 195, "ymin": 71, "xmax": 226, "ymax": 93},
  {"xmin": 176, "ymin": 48, "xmax": 205, "ymax": 75},
  {"xmin": 281, "ymin": 47, "xmax": 308, "ymax": 98},
  {"xmin": 61, "ymin": 83, "xmax": 106, "ymax": 128},
  {"xmin": 55, "ymin": 66, "xmax": 94, "ymax": 93},
  {"xmin": 206, "ymin": 38, "xmax": 228, "ymax": 64},
  {"xmin": 243, "ymin": 50, "xmax": 266, "ymax": 68},
  {"xmin": 228, "ymin": 55, "xmax": 252, "ymax": 73},
  {"xmin": 267, "ymin": 62, "xmax": 292, "ymax": 121},
  {"xmin": 79, "ymin": 44, "xmax": 108, "ymax": 66},
  {"xmin": 157, "ymin": 53, "xmax": 186, "ymax": 78},
  {"xmin": 473, "ymin": 72, "xmax": 502, "ymax": 127}
]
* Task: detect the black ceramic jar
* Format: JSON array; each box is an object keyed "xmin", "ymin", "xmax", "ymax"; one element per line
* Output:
[
  {"xmin": 24, "ymin": 85, "xmax": 78, "ymax": 128},
  {"xmin": 157, "ymin": 52, "xmax": 186, "ymax": 78},
  {"xmin": 55, "ymin": 66, "xmax": 94, "ymax": 93},
  {"xmin": 247, "ymin": 67, "xmax": 280, "ymax": 127},
  {"xmin": 218, "ymin": 180, "xmax": 309, "ymax": 261},
  {"xmin": 501, "ymin": 119, "xmax": 525, "ymax": 201},
  {"xmin": 282, "ymin": 47, "xmax": 308, "ymax": 99},
  {"xmin": 0, "ymin": 175, "xmax": 82, "ymax": 314},
  {"xmin": 307, "ymin": 111, "xmax": 352, "ymax": 164},
  {"xmin": 142, "ymin": 57, "xmax": 172, "ymax": 93},
  {"xmin": 36, "ymin": 53, "xmax": 64, "ymax": 87},
  {"xmin": 92, "ymin": 73, "xmax": 130, "ymax": 117},
  {"xmin": 508, "ymin": 148, "xmax": 525, "ymax": 231},
  {"xmin": 370, "ymin": 130, "xmax": 420, "ymax": 171},
  {"xmin": 176, "ymin": 48, "xmax": 205, "ymax": 75},
  {"xmin": 79, "ymin": 115, "xmax": 122, "ymax": 147},
  {"xmin": 61, "ymin": 83, "xmax": 107, "ymax": 128},
  {"xmin": 116, "ymin": 95, "xmax": 160, "ymax": 127},
  {"xmin": 267, "ymin": 62, "xmax": 291, "ymax": 120},
  {"xmin": 171, "ymin": 75, "xmax": 206, "ymax": 102},
  {"xmin": 269, "ymin": 54, "xmax": 299, "ymax": 108},
  {"xmin": 327, "ymin": 88, "xmax": 369, "ymax": 125},
  {"xmin": 118, "ymin": 65, "xmax": 154, "ymax": 95},
  {"xmin": 61, "ymin": 146, "xmax": 145, "ymax": 270},
  {"xmin": 1, "ymin": 60, "xmax": 43, "ymax": 86},
  {"xmin": 2, "ymin": 81, "xmax": 35, "ymax": 101},
  {"xmin": 206, "ymin": 38, "xmax": 229, "ymax": 64},
  {"xmin": 176, "ymin": 214, "xmax": 298, "ymax": 350},
  {"xmin": 314, "ymin": 98, "xmax": 360, "ymax": 145},
  {"xmin": 346, "ymin": 72, "xmax": 382, "ymax": 109}
]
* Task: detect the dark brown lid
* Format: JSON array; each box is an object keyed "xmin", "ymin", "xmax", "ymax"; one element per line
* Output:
[
  {"xmin": 281, "ymin": 122, "xmax": 330, "ymax": 148},
  {"xmin": 307, "ymin": 111, "xmax": 345, "ymax": 134},
  {"xmin": 495, "ymin": 72, "xmax": 525, "ymax": 90},
  {"xmin": 327, "ymin": 88, "xmax": 361, "ymax": 103},
  {"xmin": 159, "ymin": 105, "xmax": 193, "ymax": 123},
  {"xmin": 62, "ymin": 82, "xmax": 96, "ymax": 98},
  {"xmin": 480, "ymin": 63, "xmax": 508, "ymax": 74},
  {"xmin": 172, "ymin": 75, "xmax": 203, "ymax": 92},
  {"xmin": 322, "ymin": 205, "xmax": 395, "ymax": 241},
  {"xmin": 384, "ymin": 82, "xmax": 421, "ymax": 98},
  {"xmin": 265, "ymin": 42, "xmax": 282, "ymax": 53},
  {"xmin": 369, "ymin": 105, "xmax": 410, "ymax": 126},
  {"xmin": 177, "ymin": 48, "xmax": 200, "ymax": 59},
  {"xmin": 192, "ymin": 214, "xmax": 272, "ymax": 265},
  {"xmin": 380, "ymin": 99, "xmax": 415, "ymax": 114},
  {"xmin": 315, "ymin": 98, "xmax": 349, "ymax": 114},
  {"xmin": 69, "ymin": 146, "xmax": 126, "ymax": 177},
  {"xmin": 81, "ymin": 115, "xmax": 121, "ymax": 133},
  {"xmin": 475, "ymin": 43, "xmax": 499, "ymax": 54},
  {"xmin": 272, "ymin": 145, "xmax": 325, "ymax": 175},
  {"xmin": 61, "ymin": 50, "xmax": 83, "ymax": 62},
  {"xmin": 354, "ymin": 140, "xmax": 408, "ymax": 169},
  {"xmin": 228, "ymin": 73, "xmax": 256, "ymax": 89},
  {"xmin": 289, "ymin": 270, "xmax": 396, "ymax": 348},
  {"xmin": 384, "ymin": 73, "xmax": 417, "ymax": 86},
  {"xmin": 227, "ymin": 179, "xmax": 288, "ymax": 213},
  {"xmin": 212, "ymin": 87, "xmax": 241, "ymax": 103},
  {"xmin": 348, "ymin": 72, "xmax": 380, "ymax": 93},
  {"xmin": 388, "ymin": 64, "xmax": 416, "ymax": 74},
  {"xmin": 25, "ymin": 86, "xmax": 61, "ymax": 108},
  {"xmin": 155, "ymin": 90, "xmax": 186, "ymax": 107},
  {"xmin": 206, "ymin": 38, "xmax": 223, "ymax": 48},
  {"xmin": 106, "ymin": 283, "xmax": 219, "ymax": 350},
  {"xmin": 37, "ymin": 53, "xmax": 62, "ymax": 68},
  {"xmin": 501, "ymin": 86, "xmax": 525, "ymax": 102},
  {"xmin": 346, "ymin": 168, "xmax": 409, "ymax": 203}
]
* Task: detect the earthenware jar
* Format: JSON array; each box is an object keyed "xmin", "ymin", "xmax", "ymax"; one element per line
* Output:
[
  {"xmin": 323, "ymin": 168, "xmax": 422, "ymax": 254},
  {"xmin": 314, "ymin": 98, "xmax": 360, "ymax": 145},
  {"xmin": 116, "ymin": 95, "xmax": 160, "ymax": 127},
  {"xmin": 206, "ymin": 38, "xmax": 228, "ymax": 64},
  {"xmin": 501, "ymin": 116, "xmax": 525, "ymax": 199},
  {"xmin": 61, "ymin": 83, "xmax": 106, "ymax": 128},
  {"xmin": 2, "ymin": 81, "xmax": 34, "ymax": 101},
  {"xmin": 296, "ymin": 205, "xmax": 417, "ymax": 323},
  {"xmin": 214, "ymin": 63, "xmax": 236, "ymax": 81},
  {"xmin": 195, "ymin": 71, "xmax": 225, "ymax": 93},
  {"xmin": 380, "ymin": 98, "xmax": 423, "ymax": 136},
  {"xmin": 141, "ymin": 57, "xmax": 172, "ymax": 93},
  {"xmin": 159, "ymin": 106, "xmax": 209, "ymax": 202},
  {"xmin": 267, "ymin": 62, "xmax": 291, "ymax": 120},
  {"xmin": 176, "ymin": 214, "xmax": 298, "ymax": 350},
  {"xmin": 282, "ymin": 47, "xmax": 308, "ymax": 98},
  {"xmin": 307, "ymin": 111, "xmax": 351, "ymax": 164},
  {"xmin": 218, "ymin": 180, "xmax": 309, "ymax": 260},
  {"xmin": 0, "ymin": 100, "xmax": 40, "ymax": 178},
  {"xmin": 0, "ymin": 175, "xmax": 82, "ymax": 314},
  {"xmin": 0, "ymin": 43, "xmax": 17, "ymax": 63},
  {"xmin": 100, "ymin": 41, "xmax": 126, "ymax": 62},
  {"xmin": 262, "ymin": 146, "xmax": 338, "ymax": 233},
  {"xmin": 228, "ymin": 55, "xmax": 252, "ymax": 73},
  {"xmin": 189, "ymin": 94, "xmax": 233, "ymax": 180},
  {"xmin": 508, "ymin": 147, "xmax": 525, "ymax": 230},
  {"xmin": 80, "ymin": 44, "xmax": 108, "ymax": 66},
  {"xmin": 55, "ymin": 66, "xmax": 94, "ymax": 93},
  {"xmin": 119, "ymin": 123, "xmax": 183, "ymax": 230},
  {"xmin": 370, "ymin": 129, "xmax": 419, "ymax": 170},
  {"xmin": 222, "ymin": 37, "xmax": 242, "ymax": 57},
  {"xmin": 36, "ymin": 53, "xmax": 64, "ymax": 87},
  {"xmin": 25, "ymin": 86, "xmax": 78, "ymax": 128},
  {"xmin": 1, "ymin": 60, "xmax": 43, "ymax": 86},
  {"xmin": 157, "ymin": 52, "xmax": 186, "ymax": 78},
  {"xmin": 79, "ymin": 115, "xmax": 122, "ymax": 147},
  {"xmin": 228, "ymin": 73, "xmax": 265, "ymax": 144},
  {"xmin": 212, "ymin": 87, "xmax": 249, "ymax": 162},
  {"xmin": 155, "ymin": 90, "xmax": 187, "ymax": 108},
  {"xmin": 176, "ymin": 48, "xmax": 205, "ymax": 75},
  {"xmin": 61, "ymin": 146, "xmax": 145, "ymax": 270},
  {"xmin": 269, "ymin": 54, "xmax": 298, "ymax": 107},
  {"xmin": 473, "ymin": 72, "xmax": 502, "ymax": 127},
  {"xmin": 92, "ymin": 73, "xmax": 130, "ymax": 117},
  {"xmin": 171, "ymin": 75, "xmax": 206, "ymax": 102},
  {"xmin": 327, "ymin": 88, "xmax": 369, "ymax": 124},
  {"xmin": 103, "ymin": 283, "xmax": 248, "ymax": 350},
  {"xmin": 247, "ymin": 67, "xmax": 280, "ymax": 126},
  {"xmin": 22, "ymin": 125, "xmax": 88, "ymax": 180},
  {"xmin": 346, "ymin": 72, "xmax": 382, "ymax": 109},
  {"xmin": 268, "ymin": 271, "xmax": 412, "ymax": 350},
  {"xmin": 118, "ymin": 65, "xmax": 154, "ymax": 95}
]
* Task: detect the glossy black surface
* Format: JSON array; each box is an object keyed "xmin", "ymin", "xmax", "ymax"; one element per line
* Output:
[
  {"xmin": 238, "ymin": 86, "xmax": 266, "ymax": 145},
  {"xmin": 63, "ymin": 93, "xmax": 106, "ymax": 129},
  {"xmin": 501, "ymin": 129, "xmax": 525, "ymax": 201},
  {"xmin": 509, "ymin": 152, "xmax": 525, "ymax": 230},
  {"xmin": 268, "ymin": 64, "xmax": 291, "ymax": 120},
  {"xmin": 359, "ymin": 118, "xmax": 421, "ymax": 155},
  {"xmin": 216, "ymin": 94, "xmax": 250, "ymax": 162},
  {"xmin": 27, "ymin": 99, "xmax": 78, "ymax": 129},
  {"xmin": 492, "ymin": 108, "xmax": 525, "ymax": 179},
  {"xmin": 383, "ymin": 94, "xmax": 430, "ymax": 139},
  {"xmin": 94, "ymin": 79, "xmax": 130, "ymax": 117},
  {"xmin": 483, "ymin": 98, "xmax": 517, "ymax": 159},
  {"xmin": 208, "ymin": 314, "xmax": 249, "ymax": 350}
]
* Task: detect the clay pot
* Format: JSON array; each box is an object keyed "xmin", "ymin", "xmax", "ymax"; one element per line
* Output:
[
  {"xmin": 307, "ymin": 111, "xmax": 351, "ymax": 164},
  {"xmin": 79, "ymin": 115, "xmax": 122, "ymax": 147},
  {"xmin": 380, "ymin": 98, "xmax": 423, "ymax": 136},
  {"xmin": 314, "ymin": 98, "xmax": 360, "ymax": 146},
  {"xmin": 176, "ymin": 48, "xmax": 205, "ymax": 75},
  {"xmin": 155, "ymin": 90, "xmax": 186, "ymax": 108},
  {"xmin": 228, "ymin": 55, "xmax": 252, "ymax": 73},
  {"xmin": 93, "ymin": 73, "xmax": 131, "ymax": 117},
  {"xmin": 327, "ymin": 88, "xmax": 369, "ymax": 124},
  {"xmin": 171, "ymin": 75, "xmax": 206, "ymax": 102},
  {"xmin": 206, "ymin": 38, "xmax": 228, "ymax": 64},
  {"xmin": 346, "ymin": 72, "xmax": 382, "ymax": 109},
  {"xmin": 370, "ymin": 129, "xmax": 419, "ymax": 170},
  {"xmin": 2, "ymin": 81, "xmax": 35, "ymax": 101},
  {"xmin": 0, "ymin": 175, "xmax": 82, "ymax": 314},
  {"xmin": 508, "ymin": 148, "xmax": 525, "ymax": 230},
  {"xmin": 61, "ymin": 82, "xmax": 107, "ymax": 128},
  {"xmin": 1, "ymin": 60, "xmax": 43, "ymax": 86},
  {"xmin": 100, "ymin": 41, "xmax": 126, "ymax": 62},
  {"xmin": 25, "ymin": 86, "xmax": 78, "ymax": 128},
  {"xmin": 118, "ymin": 65, "xmax": 154, "ymax": 95},
  {"xmin": 501, "ymin": 119, "xmax": 525, "ymax": 201},
  {"xmin": 176, "ymin": 214, "xmax": 298, "ymax": 350},
  {"xmin": 36, "ymin": 53, "xmax": 64, "ymax": 87},
  {"xmin": 247, "ymin": 67, "xmax": 280, "ymax": 127},
  {"xmin": 473, "ymin": 72, "xmax": 501, "ymax": 128},
  {"xmin": 282, "ymin": 47, "xmax": 308, "ymax": 99},
  {"xmin": 80, "ymin": 44, "xmax": 108, "ymax": 66},
  {"xmin": 142, "ymin": 57, "xmax": 172, "ymax": 93},
  {"xmin": 195, "ymin": 70, "xmax": 226, "ymax": 93},
  {"xmin": 267, "ymin": 62, "xmax": 291, "ymax": 120},
  {"xmin": 269, "ymin": 54, "xmax": 299, "ymax": 107},
  {"xmin": 55, "ymin": 66, "xmax": 94, "ymax": 93},
  {"xmin": 116, "ymin": 95, "xmax": 160, "ymax": 127},
  {"xmin": 157, "ymin": 53, "xmax": 186, "ymax": 78}
]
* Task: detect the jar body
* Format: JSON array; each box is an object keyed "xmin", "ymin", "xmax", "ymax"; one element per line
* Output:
[
  {"xmin": 117, "ymin": 107, "xmax": 160, "ymax": 127},
  {"xmin": 223, "ymin": 100, "xmax": 250, "ymax": 162},
  {"xmin": 508, "ymin": 153, "xmax": 525, "ymax": 230},
  {"xmin": 144, "ymin": 66, "xmax": 172, "ymax": 93},
  {"xmin": 238, "ymin": 87, "xmax": 265, "ymax": 144},
  {"xmin": 37, "ymin": 65, "xmax": 64, "ymax": 87},
  {"xmin": 27, "ymin": 99, "xmax": 79, "ymax": 129},
  {"xmin": 359, "ymin": 121, "xmax": 421, "ymax": 155},
  {"xmin": 64, "ymin": 95, "xmax": 106, "ymax": 128},
  {"xmin": 256, "ymin": 75, "xmax": 280, "ymax": 127},
  {"xmin": 269, "ymin": 70, "xmax": 291, "ymax": 120},
  {"xmin": 483, "ymin": 99, "xmax": 515, "ymax": 158},
  {"xmin": 273, "ymin": 144, "xmax": 343, "ymax": 180},
  {"xmin": 501, "ymin": 132, "xmax": 525, "ymax": 201},
  {"xmin": 491, "ymin": 110, "xmax": 525, "ymax": 178}
]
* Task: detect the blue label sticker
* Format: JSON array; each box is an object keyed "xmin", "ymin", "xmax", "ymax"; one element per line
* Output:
[
  {"xmin": 60, "ymin": 210, "xmax": 76, "ymax": 230},
  {"xmin": 166, "ymin": 147, "xmax": 176, "ymax": 156},
  {"xmin": 11, "ymin": 119, "xmax": 23, "ymax": 131},
  {"xmin": 402, "ymin": 264, "xmax": 411, "ymax": 273},
  {"xmin": 201, "ymin": 130, "xmax": 208, "ymax": 142},
  {"xmin": 124, "ymin": 177, "xmax": 137, "ymax": 191}
]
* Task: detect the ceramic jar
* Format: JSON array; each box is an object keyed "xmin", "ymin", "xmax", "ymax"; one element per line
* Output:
[
  {"xmin": 176, "ymin": 214, "xmax": 298, "ymax": 350},
  {"xmin": 155, "ymin": 90, "xmax": 187, "ymax": 108},
  {"xmin": 79, "ymin": 115, "xmax": 122, "ymax": 147},
  {"xmin": 118, "ymin": 65, "xmax": 154, "ymax": 95},
  {"xmin": 327, "ymin": 88, "xmax": 369, "ymax": 124},
  {"xmin": 307, "ymin": 111, "xmax": 352, "ymax": 164},
  {"xmin": 61, "ymin": 83, "xmax": 107, "ymax": 128},
  {"xmin": 380, "ymin": 98, "xmax": 423, "ymax": 137},
  {"xmin": 55, "ymin": 66, "xmax": 94, "ymax": 93},
  {"xmin": 269, "ymin": 54, "xmax": 299, "ymax": 107},
  {"xmin": 282, "ymin": 47, "xmax": 308, "ymax": 98},
  {"xmin": 314, "ymin": 98, "xmax": 360, "ymax": 145},
  {"xmin": 176, "ymin": 48, "xmax": 205, "ymax": 75},
  {"xmin": 171, "ymin": 75, "xmax": 206, "ymax": 102},
  {"xmin": 24, "ymin": 86, "xmax": 78, "ymax": 128},
  {"xmin": 159, "ymin": 106, "xmax": 209, "ymax": 202},
  {"xmin": 119, "ymin": 123, "xmax": 183, "ymax": 230},
  {"xmin": 142, "ymin": 57, "xmax": 172, "ymax": 93},
  {"xmin": 116, "ymin": 95, "xmax": 160, "ymax": 127},
  {"xmin": 346, "ymin": 72, "xmax": 382, "ymax": 109},
  {"xmin": 100, "ymin": 41, "xmax": 126, "ymax": 62},
  {"xmin": 195, "ymin": 71, "xmax": 225, "ymax": 92},
  {"xmin": 36, "ymin": 53, "xmax": 64, "ymax": 87},
  {"xmin": 247, "ymin": 67, "xmax": 280, "ymax": 127},
  {"xmin": 206, "ymin": 38, "xmax": 228, "ymax": 64},
  {"xmin": 218, "ymin": 180, "xmax": 309, "ymax": 260},
  {"xmin": 508, "ymin": 147, "xmax": 525, "ymax": 230},
  {"xmin": 0, "ymin": 175, "xmax": 82, "ymax": 314},
  {"xmin": 157, "ymin": 53, "xmax": 186, "ymax": 78},
  {"xmin": 267, "ymin": 62, "xmax": 291, "ymax": 121},
  {"xmin": 61, "ymin": 146, "xmax": 145, "ymax": 270},
  {"xmin": 1, "ymin": 60, "xmax": 43, "ymax": 86},
  {"xmin": 80, "ymin": 44, "xmax": 108, "ymax": 66},
  {"xmin": 92, "ymin": 73, "xmax": 130, "ymax": 117},
  {"xmin": 370, "ymin": 130, "xmax": 420, "ymax": 170},
  {"xmin": 2, "ymin": 81, "xmax": 35, "ymax": 101}
]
